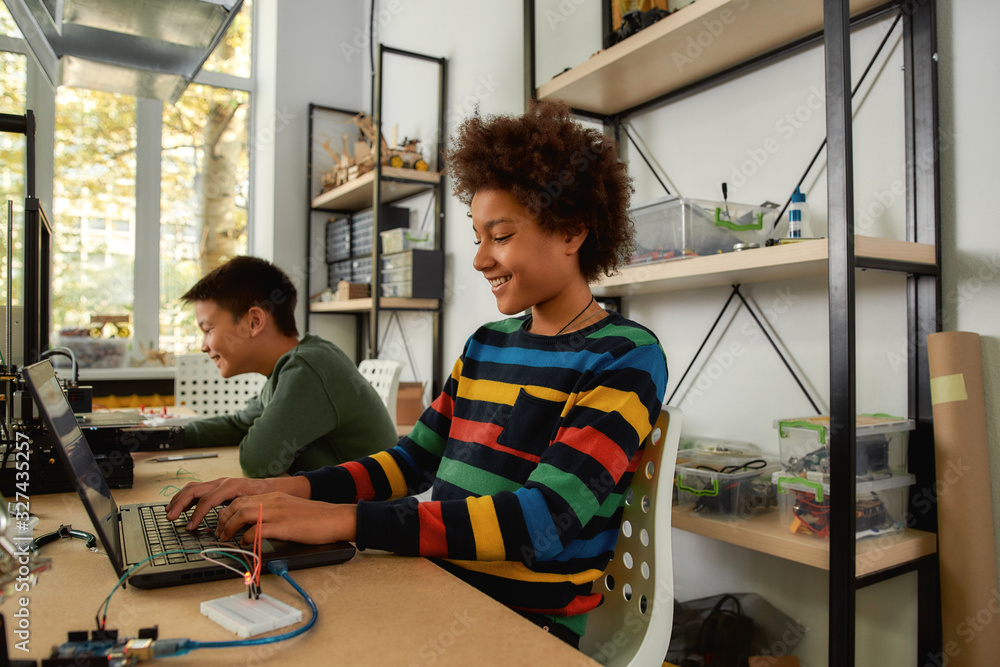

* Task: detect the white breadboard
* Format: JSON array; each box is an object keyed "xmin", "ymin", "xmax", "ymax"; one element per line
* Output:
[
  {"xmin": 201, "ymin": 593, "xmax": 302, "ymax": 638},
  {"xmin": 174, "ymin": 354, "xmax": 266, "ymax": 416}
]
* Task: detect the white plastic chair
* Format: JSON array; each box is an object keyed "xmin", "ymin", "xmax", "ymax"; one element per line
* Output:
[
  {"xmin": 174, "ymin": 354, "xmax": 267, "ymax": 416},
  {"xmin": 580, "ymin": 406, "xmax": 683, "ymax": 667},
  {"xmin": 358, "ymin": 358, "xmax": 404, "ymax": 424}
]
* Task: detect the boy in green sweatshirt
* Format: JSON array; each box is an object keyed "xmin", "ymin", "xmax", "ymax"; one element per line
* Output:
[{"xmin": 180, "ymin": 256, "xmax": 397, "ymax": 477}]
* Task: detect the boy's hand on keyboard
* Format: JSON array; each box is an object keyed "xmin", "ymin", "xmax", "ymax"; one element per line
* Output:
[
  {"xmin": 215, "ymin": 493, "xmax": 357, "ymax": 546},
  {"xmin": 165, "ymin": 476, "xmax": 311, "ymax": 531}
]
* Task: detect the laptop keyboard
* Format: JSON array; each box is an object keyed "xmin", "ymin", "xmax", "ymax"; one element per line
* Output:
[{"xmin": 140, "ymin": 505, "xmax": 241, "ymax": 566}]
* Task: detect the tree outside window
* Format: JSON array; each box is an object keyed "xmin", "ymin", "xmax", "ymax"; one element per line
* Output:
[
  {"xmin": 1, "ymin": 49, "xmax": 27, "ymax": 326},
  {"xmin": 0, "ymin": 0, "xmax": 254, "ymax": 368},
  {"xmin": 160, "ymin": 84, "xmax": 250, "ymax": 355}
]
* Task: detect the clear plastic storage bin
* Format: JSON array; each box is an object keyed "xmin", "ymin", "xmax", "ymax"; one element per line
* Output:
[
  {"xmin": 675, "ymin": 457, "xmax": 778, "ymax": 517},
  {"xmin": 774, "ymin": 415, "xmax": 914, "ymax": 482},
  {"xmin": 53, "ymin": 336, "xmax": 129, "ymax": 369},
  {"xmin": 380, "ymin": 228, "xmax": 434, "ymax": 254},
  {"xmin": 629, "ymin": 195, "xmax": 776, "ymax": 264},
  {"xmin": 380, "ymin": 281, "xmax": 412, "ymax": 298},
  {"xmin": 772, "ymin": 471, "xmax": 915, "ymax": 540}
]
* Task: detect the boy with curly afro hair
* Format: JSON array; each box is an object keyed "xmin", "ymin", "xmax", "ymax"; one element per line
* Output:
[
  {"xmin": 446, "ymin": 100, "xmax": 635, "ymax": 284},
  {"xmin": 166, "ymin": 101, "xmax": 668, "ymax": 651}
]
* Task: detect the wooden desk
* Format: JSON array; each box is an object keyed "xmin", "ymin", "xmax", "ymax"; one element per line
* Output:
[{"xmin": 10, "ymin": 450, "xmax": 598, "ymax": 666}]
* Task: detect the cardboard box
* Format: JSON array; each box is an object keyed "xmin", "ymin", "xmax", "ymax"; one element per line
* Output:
[
  {"xmin": 335, "ymin": 280, "xmax": 369, "ymax": 300},
  {"xmin": 396, "ymin": 382, "xmax": 425, "ymax": 425}
]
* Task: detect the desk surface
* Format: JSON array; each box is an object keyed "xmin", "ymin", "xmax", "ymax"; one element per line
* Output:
[{"xmin": 10, "ymin": 450, "xmax": 598, "ymax": 666}]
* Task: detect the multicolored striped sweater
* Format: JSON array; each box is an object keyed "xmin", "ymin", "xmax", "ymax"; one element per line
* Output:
[{"xmin": 300, "ymin": 311, "xmax": 667, "ymax": 634}]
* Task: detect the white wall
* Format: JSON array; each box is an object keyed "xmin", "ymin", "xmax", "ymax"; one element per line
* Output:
[
  {"xmin": 254, "ymin": 0, "xmax": 367, "ymax": 349},
  {"xmin": 270, "ymin": 0, "xmax": 1000, "ymax": 664}
]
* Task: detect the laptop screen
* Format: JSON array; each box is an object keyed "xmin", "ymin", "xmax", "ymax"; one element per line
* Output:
[{"xmin": 21, "ymin": 360, "xmax": 124, "ymax": 574}]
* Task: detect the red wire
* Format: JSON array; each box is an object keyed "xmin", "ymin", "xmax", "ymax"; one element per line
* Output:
[{"xmin": 253, "ymin": 503, "xmax": 263, "ymax": 586}]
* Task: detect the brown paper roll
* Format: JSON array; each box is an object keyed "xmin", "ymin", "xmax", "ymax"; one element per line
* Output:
[{"xmin": 926, "ymin": 331, "xmax": 1000, "ymax": 666}]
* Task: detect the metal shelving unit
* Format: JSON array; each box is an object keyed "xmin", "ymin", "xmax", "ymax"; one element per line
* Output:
[
  {"xmin": 304, "ymin": 46, "xmax": 447, "ymax": 396},
  {"xmin": 525, "ymin": 1, "xmax": 941, "ymax": 664}
]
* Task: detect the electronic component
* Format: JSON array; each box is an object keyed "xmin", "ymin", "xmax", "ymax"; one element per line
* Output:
[
  {"xmin": 604, "ymin": 8, "xmax": 670, "ymax": 48},
  {"xmin": 201, "ymin": 593, "xmax": 303, "ymax": 638},
  {"xmin": 41, "ymin": 627, "xmax": 158, "ymax": 666},
  {"xmin": 790, "ymin": 490, "xmax": 892, "ymax": 538},
  {"xmin": 82, "ymin": 424, "xmax": 186, "ymax": 454}
]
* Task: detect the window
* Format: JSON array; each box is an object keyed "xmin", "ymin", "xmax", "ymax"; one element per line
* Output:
[
  {"xmin": 160, "ymin": 83, "xmax": 250, "ymax": 353},
  {"xmin": 1, "ymin": 46, "xmax": 26, "ymax": 326},
  {"xmin": 0, "ymin": 1, "xmax": 254, "ymax": 369},
  {"xmin": 52, "ymin": 88, "xmax": 137, "ymax": 346}
]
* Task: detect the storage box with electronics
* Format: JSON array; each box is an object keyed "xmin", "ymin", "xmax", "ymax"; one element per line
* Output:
[
  {"xmin": 772, "ymin": 471, "xmax": 916, "ymax": 540},
  {"xmin": 775, "ymin": 415, "xmax": 914, "ymax": 482},
  {"xmin": 379, "ymin": 249, "xmax": 444, "ymax": 299},
  {"xmin": 674, "ymin": 436, "xmax": 779, "ymax": 517},
  {"xmin": 772, "ymin": 415, "xmax": 916, "ymax": 540},
  {"xmin": 629, "ymin": 195, "xmax": 776, "ymax": 265}
]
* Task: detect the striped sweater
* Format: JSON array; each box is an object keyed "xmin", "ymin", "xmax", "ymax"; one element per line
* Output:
[{"xmin": 300, "ymin": 311, "xmax": 667, "ymax": 633}]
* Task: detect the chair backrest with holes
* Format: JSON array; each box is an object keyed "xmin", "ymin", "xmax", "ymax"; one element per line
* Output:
[
  {"xmin": 174, "ymin": 354, "xmax": 267, "ymax": 416},
  {"xmin": 357, "ymin": 359, "xmax": 403, "ymax": 424},
  {"xmin": 579, "ymin": 405, "xmax": 683, "ymax": 667}
]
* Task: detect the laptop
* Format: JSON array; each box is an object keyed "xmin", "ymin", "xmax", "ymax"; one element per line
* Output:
[{"xmin": 21, "ymin": 359, "xmax": 355, "ymax": 589}]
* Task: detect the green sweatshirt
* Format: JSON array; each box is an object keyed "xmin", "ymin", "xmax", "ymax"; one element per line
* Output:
[{"xmin": 183, "ymin": 334, "xmax": 398, "ymax": 477}]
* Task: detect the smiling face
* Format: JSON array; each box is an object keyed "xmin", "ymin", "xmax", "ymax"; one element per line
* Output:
[
  {"xmin": 471, "ymin": 189, "xmax": 589, "ymax": 324},
  {"xmin": 194, "ymin": 299, "xmax": 254, "ymax": 378}
]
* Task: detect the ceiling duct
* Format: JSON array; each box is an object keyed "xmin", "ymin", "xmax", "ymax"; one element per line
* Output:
[{"xmin": 4, "ymin": 0, "xmax": 244, "ymax": 103}]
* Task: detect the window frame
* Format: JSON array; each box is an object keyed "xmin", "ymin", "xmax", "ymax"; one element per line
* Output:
[{"xmin": 2, "ymin": 4, "xmax": 257, "ymax": 376}]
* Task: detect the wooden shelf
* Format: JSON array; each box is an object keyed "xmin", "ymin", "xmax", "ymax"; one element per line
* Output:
[
  {"xmin": 311, "ymin": 167, "xmax": 442, "ymax": 211},
  {"xmin": 592, "ymin": 237, "xmax": 936, "ymax": 296},
  {"xmin": 537, "ymin": 0, "xmax": 886, "ymax": 115},
  {"xmin": 310, "ymin": 297, "xmax": 439, "ymax": 313},
  {"xmin": 672, "ymin": 507, "xmax": 937, "ymax": 577}
]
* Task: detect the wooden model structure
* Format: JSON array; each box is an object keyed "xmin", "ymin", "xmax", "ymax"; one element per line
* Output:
[
  {"xmin": 320, "ymin": 113, "xmax": 428, "ymax": 192},
  {"xmin": 89, "ymin": 314, "xmax": 131, "ymax": 338}
]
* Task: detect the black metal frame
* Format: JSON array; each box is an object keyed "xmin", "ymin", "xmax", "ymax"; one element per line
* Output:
[
  {"xmin": 1, "ymin": 110, "xmax": 52, "ymax": 367},
  {"xmin": 304, "ymin": 45, "xmax": 448, "ymax": 396},
  {"xmin": 525, "ymin": 1, "xmax": 942, "ymax": 664},
  {"xmin": 665, "ymin": 284, "xmax": 822, "ymax": 414}
]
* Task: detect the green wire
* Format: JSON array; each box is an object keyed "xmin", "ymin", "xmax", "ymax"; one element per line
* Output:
[{"xmin": 99, "ymin": 548, "xmax": 254, "ymax": 628}]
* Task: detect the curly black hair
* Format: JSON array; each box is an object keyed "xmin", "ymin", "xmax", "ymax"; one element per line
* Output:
[{"xmin": 443, "ymin": 100, "xmax": 634, "ymax": 283}]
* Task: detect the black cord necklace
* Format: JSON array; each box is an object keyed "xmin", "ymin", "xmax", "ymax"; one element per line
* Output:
[{"xmin": 556, "ymin": 295, "xmax": 596, "ymax": 335}]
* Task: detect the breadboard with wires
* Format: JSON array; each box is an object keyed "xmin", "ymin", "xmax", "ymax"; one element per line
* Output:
[{"xmin": 201, "ymin": 593, "xmax": 302, "ymax": 638}]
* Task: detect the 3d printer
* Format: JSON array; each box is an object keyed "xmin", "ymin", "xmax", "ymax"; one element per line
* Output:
[{"xmin": 0, "ymin": 111, "xmax": 181, "ymax": 497}]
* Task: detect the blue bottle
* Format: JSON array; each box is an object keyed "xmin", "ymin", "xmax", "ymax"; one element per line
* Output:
[{"xmin": 788, "ymin": 187, "xmax": 809, "ymax": 238}]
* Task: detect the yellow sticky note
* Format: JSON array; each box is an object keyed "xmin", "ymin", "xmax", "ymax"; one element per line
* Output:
[{"xmin": 930, "ymin": 373, "xmax": 968, "ymax": 405}]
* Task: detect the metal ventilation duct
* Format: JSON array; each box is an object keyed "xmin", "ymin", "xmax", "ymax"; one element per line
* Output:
[{"xmin": 4, "ymin": 0, "xmax": 244, "ymax": 103}]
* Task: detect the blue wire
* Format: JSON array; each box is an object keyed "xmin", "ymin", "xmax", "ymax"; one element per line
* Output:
[{"xmin": 153, "ymin": 560, "xmax": 317, "ymax": 657}]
